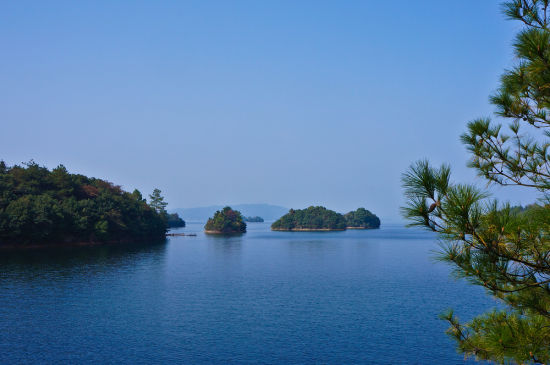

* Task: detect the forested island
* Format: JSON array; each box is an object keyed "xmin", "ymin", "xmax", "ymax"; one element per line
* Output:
[
  {"xmin": 344, "ymin": 208, "xmax": 380, "ymax": 229},
  {"xmin": 204, "ymin": 206, "xmax": 247, "ymax": 234},
  {"xmin": 166, "ymin": 213, "xmax": 186, "ymax": 228},
  {"xmin": 0, "ymin": 161, "xmax": 172, "ymax": 247},
  {"xmin": 244, "ymin": 216, "xmax": 264, "ymax": 222},
  {"xmin": 271, "ymin": 206, "xmax": 380, "ymax": 231},
  {"xmin": 271, "ymin": 206, "xmax": 347, "ymax": 231}
]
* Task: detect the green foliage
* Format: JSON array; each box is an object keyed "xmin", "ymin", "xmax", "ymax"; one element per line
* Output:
[
  {"xmin": 0, "ymin": 161, "xmax": 167, "ymax": 246},
  {"xmin": 344, "ymin": 208, "xmax": 380, "ymax": 228},
  {"xmin": 132, "ymin": 189, "xmax": 145, "ymax": 202},
  {"xmin": 401, "ymin": 2, "xmax": 550, "ymax": 362},
  {"xmin": 148, "ymin": 188, "xmax": 183, "ymax": 228},
  {"xmin": 461, "ymin": 0, "xmax": 550, "ymax": 191},
  {"xmin": 244, "ymin": 216, "xmax": 264, "ymax": 222},
  {"xmin": 149, "ymin": 188, "xmax": 168, "ymax": 214},
  {"xmin": 403, "ymin": 160, "xmax": 550, "ymax": 363},
  {"xmin": 271, "ymin": 206, "xmax": 347, "ymax": 230},
  {"xmin": 440, "ymin": 309, "xmax": 550, "ymax": 364},
  {"xmin": 204, "ymin": 206, "xmax": 246, "ymax": 233},
  {"xmin": 166, "ymin": 213, "xmax": 186, "ymax": 228}
]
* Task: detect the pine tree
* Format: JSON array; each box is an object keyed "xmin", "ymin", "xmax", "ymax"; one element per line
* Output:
[
  {"xmin": 149, "ymin": 188, "xmax": 168, "ymax": 215},
  {"xmin": 402, "ymin": 1, "xmax": 550, "ymax": 363}
]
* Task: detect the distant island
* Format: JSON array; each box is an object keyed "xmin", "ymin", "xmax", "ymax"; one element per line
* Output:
[
  {"xmin": 271, "ymin": 206, "xmax": 380, "ymax": 231},
  {"xmin": 166, "ymin": 213, "xmax": 186, "ymax": 228},
  {"xmin": 0, "ymin": 161, "xmax": 169, "ymax": 248},
  {"xmin": 204, "ymin": 206, "xmax": 247, "ymax": 234},
  {"xmin": 173, "ymin": 204, "xmax": 288, "ymax": 222},
  {"xmin": 344, "ymin": 208, "xmax": 380, "ymax": 229},
  {"xmin": 271, "ymin": 206, "xmax": 347, "ymax": 231},
  {"xmin": 244, "ymin": 216, "xmax": 264, "ymax": 222}
]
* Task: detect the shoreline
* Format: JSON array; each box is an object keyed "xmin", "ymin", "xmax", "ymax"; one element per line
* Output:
[{"xmin": 204, "ymin": 230, "xmax": 245, "ymax": 235}]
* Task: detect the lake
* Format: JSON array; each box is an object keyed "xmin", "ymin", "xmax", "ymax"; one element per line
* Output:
[{"xmin": 0, "ymin": 222, "xmax": 496, "ymax": 364}]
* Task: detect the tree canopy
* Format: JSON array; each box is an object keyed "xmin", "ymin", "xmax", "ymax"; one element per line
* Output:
[
  {"xmin": 144, "ymin": 188, "xmax": 185, "ymax": 228},
  {"xmin": 402, "ymin": 1, "xmax": 550, "ymax": 363},
  {"xmin": 271, "ymin": 206, "xmax": 347, "ymax": 231},
  {"xmin": 344, "ymin": 208, "xmax": 380, "ymax": 229},
  {"xmin": 0, "ymin": 160, "xmax": 167, "ymax": 246},
  {"xmin": 149, "ymin": 188, "xmax": 168, "ymax": 215},
  {"xmin": 204, "ymin": 206, "xmax": 246, "ymax": 234},
  {"xmin": 166, "ymin": 213, "xmax": 186, "ymax": 228}
]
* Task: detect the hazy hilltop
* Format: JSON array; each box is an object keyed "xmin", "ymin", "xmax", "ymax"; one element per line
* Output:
[{"xmin": 173, "ymin": 204, "xmax": 288, "ymax": 222}]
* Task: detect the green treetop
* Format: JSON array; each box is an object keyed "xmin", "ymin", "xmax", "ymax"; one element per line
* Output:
[
  {"xmin": 149, "ymin": 188, "xmax": 168, "ymax": 215},
  {"xmin": 271, "ymin": 206, "xmax": 347, "ymax": 231},
  {"xmin": 204, "ymin": 206, "xmax": 246, "ymax": 234},
  {"xmin": 0, "ymin": 160, "xmax": 167, "ymax": 245},
  {"xmin": 402, "ymin": 1, "xmax": 550, "ymax": 363},
  {"xmin": 166, "ymin": 213, "xmax": 186, "ymax": 228},
  {"xmin": 344, "ymin": 208, "xmax": 380, "ymax": 229}
]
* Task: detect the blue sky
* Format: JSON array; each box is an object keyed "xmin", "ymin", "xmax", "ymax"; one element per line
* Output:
[{"xmin": 0, "ymin": 1, "xmax": 538, "ymax": 221}]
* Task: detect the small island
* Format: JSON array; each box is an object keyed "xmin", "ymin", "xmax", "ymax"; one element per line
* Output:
[
  {"xmin": 271, "ymin": 206, "xmax": 347, "ymax": 231},
  {"xmin": 204, "ymin": 206, "xmax": 247, "ymax": 234},
  {"xmin": 344, "ymin": 208, "xmax": 380, "ymax": 229},
  {"xmin": 244, "ymin": 216, "xmax": 264, "ymax": 223},
  {"xmin": 166, "ymin": 213, "xmax": 186, "ymax": 228},
  {"xmin": 271, "ymin": 206, "xmax": 381, "ymax": 231}
]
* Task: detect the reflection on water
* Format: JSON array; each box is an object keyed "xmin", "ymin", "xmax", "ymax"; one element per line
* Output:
[
  {"xmin": 0, "ymin": 240, "xmax": 168, "ymax": 278},
  {"xmin": 205, "ymin": 234, "xmax": 244, "ymax": 258},
  {"xmin": 0, "ymin": 223, "xmax": 493, "ymax": 364}
]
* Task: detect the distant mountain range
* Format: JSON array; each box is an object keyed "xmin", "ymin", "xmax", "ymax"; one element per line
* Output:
[{"xmin": 172, "ymin": 204, "xmax": 289, "ymax": 222}]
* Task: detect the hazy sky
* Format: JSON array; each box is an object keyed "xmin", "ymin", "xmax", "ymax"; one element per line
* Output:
[{"xmin": 0, "ymin": 1, "xmax": 539, "ymax": 221}]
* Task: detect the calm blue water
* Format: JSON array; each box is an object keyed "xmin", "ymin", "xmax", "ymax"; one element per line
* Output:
[{"xmin": 0, "ymin": 223, "xmax": 497, "ymax": 364}]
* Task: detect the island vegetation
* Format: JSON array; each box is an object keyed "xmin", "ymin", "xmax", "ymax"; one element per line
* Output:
[
  {"xmin": 344, "ymin": 208, "xmax": 380, "ymax": 229},
  {"xmin": 271, "ymin": 206, "xmax": 381, "ymax": 231},
  {"xmin": 176, "ymin": 204, "xmax": 288, "ymax": 222},
  {"xmin": 402, "ymin": 1, "xmax": 550, "ymax": 362},
  {"xmin": 166, "ymin": 213, "xmax": 186, "ymax": 228},
  {"xmin": 148, "ymin": 188, "xmax": 185, "ymax": 228},
  {"xmin": 204, "ymin": 206, "xmax": 247, "ymax": 234},
  {"xmin": 0, "ymin": 160, "xmax": 168, "ymax": 247},
  {"xmin": 244, "ymin": 216, "xmax": 264, "ymax": 222},
  {"xmin": 271, "ymin": 206, "xmax": 347, "ymax": 231}
]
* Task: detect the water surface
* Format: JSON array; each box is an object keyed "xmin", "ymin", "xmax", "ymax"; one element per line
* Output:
[{"xmin": 0, "ymin": 223, "xmax": 496, "ymax": 364}]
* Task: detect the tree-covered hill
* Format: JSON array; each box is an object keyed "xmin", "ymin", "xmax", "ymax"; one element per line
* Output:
[
  {"xmin": 0, "ymin": 160, "xmax": 167, "ymax": 246},
  {"xmin": 204, "ymin": 206, "xmax": 246, "ymax": 234},
  {"xmin": 344, "ymin": 208, "xmax": 380, "ymax": 229},
  {"xmin": 166, "ymin": 213, "xmax": 186, "ymax": 228},
  {"xmin": 271, "ymin": 206, "xmax": 347, "ymax": 231}
]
